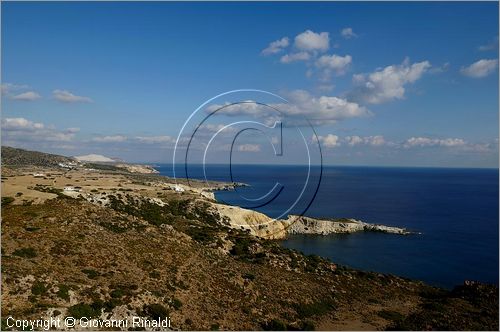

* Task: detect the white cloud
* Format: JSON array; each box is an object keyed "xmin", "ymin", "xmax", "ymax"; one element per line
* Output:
[
  {"xmin": 478, "ymin": 36, "xmax": 498, "ymax": 51},
  {"xmin": 206, "ymin": 90, "xmax": 370, "ymax": 126},
  {"xmin": 460, "ymin": 59, "xmax": 498, "ymax": 78},
  {"xmin": 294, "ymin": 30, "xmax": 329, "ymax": 52},
  {"xmin": 91, "ymin": 135, "xmax": 127, "ymax": 143},
  {"xmin": 280, "ymin": 52, "xmax": 311, "ymax": 63},
  {"xmin": 1, "ymin": 83, "xmax": 41, "ymax": 101},
  {"xmin": 349, "ymin": 58, "xmax": 431, "ymax": 104},
  {"xmin": 317, "ymin": 134, "xmax": 340, "ymax": 148},
  {"xmin": 53, "ymin": 89, "xmax": 93, "ymax": 103},
  {"xmin": 404, "ymin": 137, "xmax": 494, "ymax": 153},
  {"xmin": 283, "ymin": 90, "xmax": 370, "ymax": 125},
  {"xmin": 1, "ymin": 83, "xmax": 29, "ymax": 96},
  {"xmin": 261, "ymin": 37, "xmax": 289, "ymax": 55},
  {"xmin": 404, "ymin": 137, "xmax": 467, "ymax": 148},
  {"xmin": 11, "ymin": 91, "xmax": 41, "ymax": 101},
  {"xmin": 345, "ymin": 135, "xmax": 386, "ymax": 146},
  {"xmin": 1, "ymin": 117, "xmax": 76, "ymax": 142},
  {"xmin": 341, "ymin": 27, "xmax": 357, "ymax": 39},
  {"xmin": 315, "ymin": 54, "xmax": 352, "ymax": 77},
  {"xmin": 237, "ymin": 144, "xmax": 261, "ymax": 152},
  {"xmin": 135, "ymin": 135, "xmax": 175, "ymax": 144},
  {"xmin": 206, "ymin": 101, "xmax": 271, "ymax": 118},
  {"xmin": 1, "ymin": 118, "xmax": 44, "ymax": 131}
]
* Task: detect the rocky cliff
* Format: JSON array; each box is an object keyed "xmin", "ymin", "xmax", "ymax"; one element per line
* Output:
[{"xmin": 212, "ymin": 202, "xmax": 410, "ymax": 239}]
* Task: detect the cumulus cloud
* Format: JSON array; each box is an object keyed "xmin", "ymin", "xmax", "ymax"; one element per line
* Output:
[
  {"xmin": 341, "ymin": 27, "xmax": 357, "ymax": 39},
  {"xmin": 11, "ymin": 91, "xmax": 41, "ymax": 101},
  {"xmin": 315, "ymin": 54, "xmax": 352, "ymax": 78},
  {"xmin": 349, "ymin": 58, "xmax": 431, "ymax": 104},
  {"xmin": 460, "ymin": 59, "xmax": 498, "ymax": 78},
  {"xmin": 205, "ymin": 90, "xmax": 370, "ymax": 126},
  {"xmin": 315, "ymin": 134, "xmax": 492, "ymax": 153},
  {"xmin": 53, "ymin": 89, "xmax": 93, "ymax": 103},
  {"xmin": 345, "ymin": 135, "xmax": 386, "ymax": 146},
  {"xmin": 294, "ymin": 30, "xmax": 330, "ymax": 52},
  {"xmin": 91, "ymin": 135, "xmax": 127, "ymax": 143},
  {"xmin": 237, "ymin": 144, "xmax": 261, "ymax": 152},
  {"xmin": 261, "ymin": 37, "xmax": 289, "ymax": 55},
  {"xmin": 1, "ymin": 118, "xmax": 44, "ymax": 131},
  {"xmin": 404, "ymin": 137, "xmax": 495, "ymax": 153},
  {"xmin": 280, "ymin": 52, "xmax": 311, "ymax": 63},
  {"xmin": 1, "ymin": 117, "xmax": 76, "ymax": 142},
  {"xmin": 283, "ymin": 90, "xmax": 370, "ymax": 124},
  {"xmin": 317, "ymin": 134, "xmax": 340, "ymax": 148},
  {"xmin": 404, "ymin": 137, "xmax": 467, "ymax": 148}
]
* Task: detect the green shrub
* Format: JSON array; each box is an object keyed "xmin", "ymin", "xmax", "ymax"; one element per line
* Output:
[
  {"xmin": 31, "ymin": 281, "xmax": 47, "ymax": 296},
  {"xmin": 143, "ymin": 303, "xmax": 169, "ymax": 320},
  {"xmin": 171, "ymin": 298, "xmax": 182, "ymax": 310},
  {"xmin": 104, "ymin": 298, "xmax": 122, "ymax": 312},
  {"xmin": 295, "ymin": 299, "xmax": 335, "ymax": 319},
  {"xmin": 12, "ymin": 247, "xmax": 37, "ymax": 258},
  {"xmin": 67, "ymin": 303, "xmax": 101, "ymax": 319},
  {"xmin": 109, "ymin": 284, "xmax": 137, "ymax": 298},
  {"xmin": 300, "ymin": 321, "xmax": 315, "ymax": 330},
  {"xmin": 57, "ymin": 285, "xmax": 70, "ymax": 301},
  {"xmin": 262, "ymin": 319, "xmax": 287, "ymax": 331},
  {"xmin": 110, "ymin": 289, "xmax": 125, "ymax": 298},
  {"xmin": 243, "ymin": 273, "xmax": 255, "ymax": 281},
  {"xmin": 82, "ymin": 269, "xmax": 100, "ymax": 279},
  {"xmin": 2, "ymin": 196, "xmax": 15, "ymax": 206}
]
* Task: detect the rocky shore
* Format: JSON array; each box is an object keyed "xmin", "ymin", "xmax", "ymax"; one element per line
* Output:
[
  {"xmin": 212, "ymin": 202, "xmax": 411, "ymax": 239},
  {"xmin": 284, "ymin": 215, "xmax": 411, "ymax": 235}
]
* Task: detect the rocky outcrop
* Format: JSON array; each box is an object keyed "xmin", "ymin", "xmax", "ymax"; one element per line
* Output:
[
  {"xmin": 214, "ymin": 203, "xmax": 287, "ymax": 239},
  {"xmin": 283, "ymin": 215, "xmax": 411, "ymax": 235},
  {"xmin": 212, "ymin": 204, "xmax": 411, "ymax": 239}
]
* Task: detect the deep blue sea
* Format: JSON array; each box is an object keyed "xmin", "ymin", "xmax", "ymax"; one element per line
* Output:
[{"xmin": 157, "ymin": 164, "xmax": 499, "ymax": 289}]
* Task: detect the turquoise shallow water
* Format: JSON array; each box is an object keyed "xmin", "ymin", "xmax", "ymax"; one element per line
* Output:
[{"xmin": 158, "ymin": 164, "xmax": 499, "ymax": 288}]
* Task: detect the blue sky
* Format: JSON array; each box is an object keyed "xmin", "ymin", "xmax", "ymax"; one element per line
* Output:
[{"xmin": 1, "ymin": 2, "xmax": 498, "ymax": 167}]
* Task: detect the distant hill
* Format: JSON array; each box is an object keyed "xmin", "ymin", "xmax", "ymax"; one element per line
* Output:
[
  {"xmin": 1, "ymin": 146, "xmax": 74, "ymax": 167},
  {"xmin": 74, "ymin": 154, "xmax": 115, "ymax": 162}
]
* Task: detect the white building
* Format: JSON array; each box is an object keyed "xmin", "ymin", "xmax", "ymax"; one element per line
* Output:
[{"xmin": 173, "ymin": 185, "xmax": 185, "ymax": 192}]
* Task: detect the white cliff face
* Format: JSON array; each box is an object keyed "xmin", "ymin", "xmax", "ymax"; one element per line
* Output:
[
  {"xmin": 211, "ymin": 203, "xmax": 411, "ymax": 239},
  {"xmin": 283, "ymin": 215, "xmax": 411, "ymax": 235},
  {"xmin": 214, "ymin": 203, "xmax": 288, "ymax": 239},
  {"xmin": 283, "ymin": 216, "xmax": 365, "ymax": 235}
]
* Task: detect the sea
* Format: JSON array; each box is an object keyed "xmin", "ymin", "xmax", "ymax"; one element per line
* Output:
[{"xmin": 157, "ymin": 164, "xmax": 499, "ymax": 289}]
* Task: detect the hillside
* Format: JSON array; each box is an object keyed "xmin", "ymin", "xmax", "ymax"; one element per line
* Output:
[
  {"xmin": 0, "ymin": 147, "xmax": 498, "ymax": 330},
  {"xmin": 1, "ymin": 146, "xmax": 74, "ymax": 167}
]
